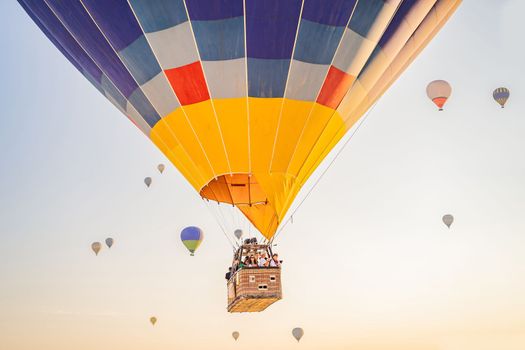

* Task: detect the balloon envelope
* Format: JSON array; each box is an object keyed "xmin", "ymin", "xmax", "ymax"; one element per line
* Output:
[
  {"xmin": 157, "ymin": 163, "xmax": 165, "ymax": 173},
  {"xmin": 91, "ymin": 242, "xmax": 101, "ymax": 256},
  {"xmin": 234, "ymin": 229, "xmax": 243, "ymax": 240},
  {"xmin": 181, "ymin": 226, "xmax": 204, "ymax": 256},
  {"xmin": 427, "ymin": 80, "xmax": 452, "ymax": 110},
  {"xmin": 442, "ymin": 214, "xmax": 454, "ymax": 228},
  {"xmin": 292, "ymin": 327, "xmax": 304, "ymax": 342},
  {"xmin": 232, "ymin": 331, "xmax": 239, "ymax": 341},
  {"xmin": 144, "ymin": 177, "xmax": 152, "ymax": 188},
  {"xmin": 493, "ymin": 87, "xmax": 509, "ymax": 108},
  {"xmin": 105, "ymin": 237, "xmax": 114, "ymax": 248},
  {"xmin": 19, "ymin": 1, "xmax": 461, "ymax": 240},
  {"xmin": 149, "ymin": 317, "xmax": 157, "ymax": 326}
]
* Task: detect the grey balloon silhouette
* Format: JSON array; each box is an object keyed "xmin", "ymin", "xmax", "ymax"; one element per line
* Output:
[
  {"xmin": 442, "ymin": 214, "xmax": 454, "ymax": 228},
  {"xmin": 292, "ymin": 327, "xmax": 304, "ymax": 342},
  {"xmin": 105, "ymin": 237, "xmax": 114, "ymax": 248},
  {"xmin": 144, "ymin": 177, "xmax": 152, "ymax": 187},
  {"xmin": 234, "ymin": 229, "xmax": 243, "ymax": 240}
]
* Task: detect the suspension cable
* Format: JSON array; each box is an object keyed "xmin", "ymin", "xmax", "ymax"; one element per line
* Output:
[
  {"xmin": 270, "ymin": 102, "xmax": 378, "ymax": 244},
  {"xmin": 203, "ymin": 200, "xmax": 237, "ymax": 249}
]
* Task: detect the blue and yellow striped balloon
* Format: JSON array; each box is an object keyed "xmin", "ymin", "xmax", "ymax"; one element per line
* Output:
[
  {"xmin": 493, "ymin": 87, "xmax": 510, "ymax": 108},
  {"xmin": 180, "ymin": 226, "xmax": 204, "ymax": 256}
]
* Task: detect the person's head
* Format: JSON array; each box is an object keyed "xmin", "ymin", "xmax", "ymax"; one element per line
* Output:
[
  {"xmin": 244, "ymin": 256, "xmax": 250, "ymax": 263},
  {"xmin": 250, "ymin": 256, "xmax": 256, "ymax": 262},
  {"xmin": 261, "ymin": 251, "xmax": 267, "ymax": 258}
]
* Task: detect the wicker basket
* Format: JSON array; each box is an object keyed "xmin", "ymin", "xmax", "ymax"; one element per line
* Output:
[{"xmin": 227, "ymin": 267, "xmax": 282, "ymax": 312}]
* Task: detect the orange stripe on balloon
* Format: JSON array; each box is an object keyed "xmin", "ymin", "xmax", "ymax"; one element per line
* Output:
[
  {"xmin": 432, "ymin": 97, "xmax": 447, "ymax": 109},
  {"xmin": 316, "ymin": 66, "xmax": 355, "ymax": 109},
  {"xmin": 165, "ymin": 61, "xmax": 210, "ymax": 106}
]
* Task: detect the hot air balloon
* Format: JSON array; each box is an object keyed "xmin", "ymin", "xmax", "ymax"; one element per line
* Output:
[
  {"xmin": 427, "ymin": 80, "xmax": 452, "ymax": 111},
  {"xmin": 105, "ymin": 237, "xmax": 114, "ymax": 248},
  {"xmin": 493, "ymin": 87, "xmax": 510, "ymax": 108},
  {"xmin": 149, "ymin": 316, "xmax": 157, "ymax": 326},
  {"xmin": 181, "ymin": 226, "xmax": 204, "ymax": 256},
  {"xmin": 157, "ymin": 163, "xmax": 165, "ymax": 173},
  {"xmin": 91, "ymin": 242, "xmax": 102, "ymax": 256},
  {"xmin": 232, "ymin": 331, "xmax": 239, "ymax": 341},
  {"xmin": 234, "ymin": 229, "xmax": 243, "ymax": 240},
  {"xmin": 292, "ymin": 327, "xmax": 304, "ymax": 342},
  {"xmin": 19, "ymin": 0, "xmax": 461, "ymax": 311},
  {"xmin": 442, "ymin": 214, "xmax": 454, "ymax": 228},
  {"xmin": 144, "ymin": 177, "xmax": 152, "ymax": 188}
]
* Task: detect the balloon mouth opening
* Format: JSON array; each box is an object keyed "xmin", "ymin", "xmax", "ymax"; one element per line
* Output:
[
  {"xmin": 190, "ymin": 252, "xmax": 195, "ymax": 256},
  {"xmin": 438, "ymin": 108, "xmax": 443, "ymax": 111},
  {"xmin": 199, "ymin": 174, "xmax": 268, "ymax": 207},
  {"xmin": 199, "ymin": 173, "xmax": 280, "ymax": 238}
]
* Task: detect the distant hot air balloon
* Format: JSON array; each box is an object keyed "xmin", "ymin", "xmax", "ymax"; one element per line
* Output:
[
  {"xmin": 105, "ymin": 237, "xmax": 114, "ymax": 249},
  {"xmin": 234, "ymin": 229, "xmax": 243, "ymax": 240},
  {"xmin": 149, "ymin": 316, "xmax": 157, "ymax": 326},
  {"xmin": 181, "ymin": 226, "xmax": 204, "ymax": 256},
  {"xmin": 427, "ymin": 80, "xmax": 452, "ymax": 111},
  {"xmin": 442, "ymin": 214, "xmax": 454, "ymax": 228},
  {"xmin": 18, "ymin": 0, "xmax": 462, "ymax": 243},
  {"xmin": 493, "ymin": 87, "xmax": 510, "ymax": 108},
  {"xmin": 157, "ymin": 163, "xmax": 165, "ymax": 174},
  {"xmin": 91, "ymin": 242, "xmax": 101, "ymax": 256},
  {"xmin": 232, "ymin": 331, "xmax": 239, "ymax": 341},
  {"xmin": 292, "ymin": 327, "xmax": 304, "ymax": 342},
  {"xmin": 144, "ymin": 177, "xmax": 152, "ymax": 188}
]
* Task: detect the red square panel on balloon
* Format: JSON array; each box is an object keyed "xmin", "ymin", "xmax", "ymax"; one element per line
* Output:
[
  {"xmin": 165, "ymin": 61, "xmax": 210, "ymax": 105},
  {"xmin": 317, "ymin": 66, "xmax": 355, "ymax": 110}
]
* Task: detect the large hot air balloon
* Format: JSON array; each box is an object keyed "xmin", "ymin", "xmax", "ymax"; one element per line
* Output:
[
  {"xmin": 232, "ymin": 331, "xmax": 239, "ymax": 341},
  {"xmin": 144, "ymin": 177, "xmax": 152, "ymax": 188},
  {"xmin": 427, "ymin": 80, "xmax": 452, "ymax": 111},
  {"xmin": 91, "ymin": 242, "xmax": 102, "ymax": 256},
  {"xmin": 181, "ymin": 226, "xmax": 204, "ymax": 256},
  {"xmin": 493, "ymin": 87, "xmax": 510, "ymax": 108},
  {"xmin": 19, "ymin": 1, "xmax": 460, "ymax": 243},
  {"xmin": 292, "ymin": 327, "xmax": 304, "ymax": 342}
]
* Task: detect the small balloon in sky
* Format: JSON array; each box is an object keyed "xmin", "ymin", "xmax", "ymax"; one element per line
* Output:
[
  {"xmin": 157, "ymin": 163, "xmax": 165, "ymax": 174},
  {"xmin": 442, "ymin": 214, "xmax": 454, "ymax": 228},
  {"xmin": 180, "ymin": 226, "xmax": 204, "ymax": 256},
  {"xmin": 493, "ymin": 87, "xmax": 510, "ymax": 108},
  {"xmin": 232, "ymin": 331, "xmax": 239, "ymax": 341},
  {"xmin": 426, "ymin": 80, "xmax": 451, "ymax": 111},
  {"xmin": 144, "ymin": 177, "xmax": 152, "ymax": 188},
  {"xmin": 234, "ymin": 229, "xmax": 243, "ymax": 240},
  {"xmin": 91, "ymin": 242, "xmax": 101, "ymax": 256},
  {"xmin": 150, "ymin": 316, "xmax": 157, "ymax": 326},
  {"xmin": 105, "ymin": 237, "xmax": 114, "ymax": 249},
  {"xmin": 292, "ymin": 327, "xmax": 304, "ymax": 342}
]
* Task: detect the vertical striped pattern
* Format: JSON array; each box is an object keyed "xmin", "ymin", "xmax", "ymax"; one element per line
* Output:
[{"xmin": 19, "ymin": 0, "xmax": 462, "ymax": 239}]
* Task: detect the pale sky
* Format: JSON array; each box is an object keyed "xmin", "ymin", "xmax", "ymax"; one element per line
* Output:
[{"xmin": 2, "ymin": 1, "xmax": 525, "ymax": 349}]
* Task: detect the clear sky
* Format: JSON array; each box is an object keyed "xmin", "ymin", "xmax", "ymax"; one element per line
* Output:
[{"xmin": 2, "ymin": 1, "xmax": 525, "ymax": 349}]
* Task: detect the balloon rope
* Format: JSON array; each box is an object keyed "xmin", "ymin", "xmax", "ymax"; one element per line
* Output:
[
  {"xmin": 270, "ymin": 102, "xmax": 378, "ymax": 244},
  {"xmin": 204, "ymin": 201, "xmax": 237, "ymax": 249}
]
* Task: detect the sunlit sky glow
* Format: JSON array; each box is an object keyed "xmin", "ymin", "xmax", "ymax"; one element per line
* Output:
[{"xmin": 2, "ymin": 1, "xmax": 525, "ymax": 349}]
